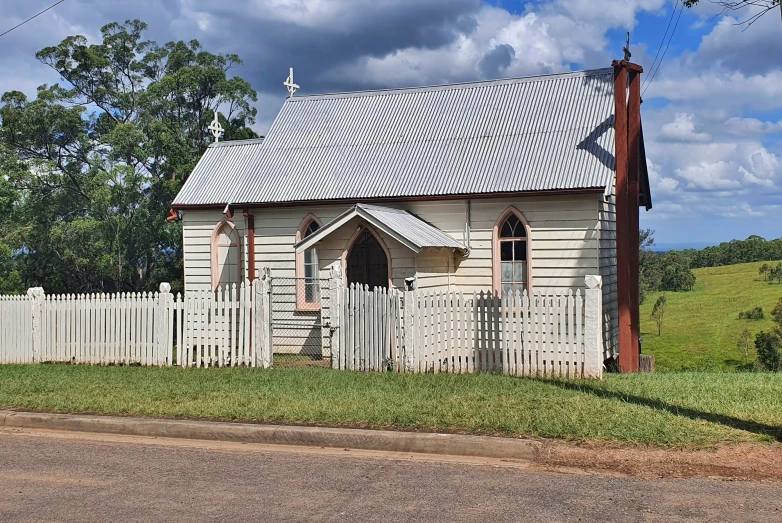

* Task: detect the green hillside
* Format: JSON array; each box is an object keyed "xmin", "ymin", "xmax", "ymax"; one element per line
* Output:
[{"xmin": 640, "ymin": 261, "xmax": 782, "ymax": 371}]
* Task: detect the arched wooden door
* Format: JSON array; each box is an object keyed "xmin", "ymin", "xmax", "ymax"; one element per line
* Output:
[{"xmin": 346, "ymin": 230, "xmax": 389, "ymax": 289}]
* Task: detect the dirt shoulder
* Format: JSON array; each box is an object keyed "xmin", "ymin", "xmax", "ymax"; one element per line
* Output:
[{"xmin": 536, "ymin": 441, "xmax": 782, "ymax": 481}]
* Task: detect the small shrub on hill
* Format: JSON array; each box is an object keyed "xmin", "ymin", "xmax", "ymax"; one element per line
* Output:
[
  {"xmin": 772, "ymin": 297, "xmax": 782, "ymax": 328},
  {"xmin": 660, "ymin": 263, "xmax": 696, "ymax": 292},
  {"xmin": 651, "ymin": 295, "xmax": 667, "ymax": 336},
  {"xmin": 755, "ymin": 331, "xmax": 781, "ymax": 372},
  {"xmin": 737, "ymin": 328, "xmax": 753, "ymax": 365},
  {"xmin": 738, "ymin": 307, "xmax": 765, "ymax": 320}
]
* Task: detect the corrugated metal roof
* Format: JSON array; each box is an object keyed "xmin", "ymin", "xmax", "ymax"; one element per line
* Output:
[
  {"xmin": 174, "ymin": 68, "xmax": 618, "ymax": 206},
  {"xmin": 295, "ymin": 204, "xmax": 464, "ymax": 254},
  {"xmin": 172, "ymin": 138, "xmax": 265, "ymax": 207}
]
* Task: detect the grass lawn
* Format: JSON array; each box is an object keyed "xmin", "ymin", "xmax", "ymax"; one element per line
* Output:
[
  {"xmin": 1, "ymin": 364, "xmax": 781, "ymax": 448},
  {"xmin": 640, "ymin": 261, "xmax": 782, "ymax": 371}
]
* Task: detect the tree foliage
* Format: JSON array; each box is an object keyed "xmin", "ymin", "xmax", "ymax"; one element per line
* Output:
[
  {"xmin": 684, "ymin": 236, "xmax": 782, "ymax": 270},
  {"xmin": 685, "ymin": 1, "xmax": 781, "ymax": 28},
  {"xmin": 772, "ymin": 297, "xmax": 782, "ymax": 328},
  {"xmin": 755, "ymin": 330, "xmax": 781, "ymax": 371},
  {"xmin": 651, "ymin": 294, "xmax": 668, "ymax": 336},
  {"xmin": 737, "ymin": 328, "xmax": 753, "ymax": 365},
  {"xmin": 754, "ymin": 298, "xmax": 782, "ymax": 372},
  {"xmin": 0, "ymin": 20, "xmax": 258, "ymax": 294},
  {"xmin": 638, "ymin": 229, "xmax": 697, "ymax": 302},
  {"xmin": 639, "ymin": 232, "xmax": 782, "ymax": 305},
  {"xmin": 738, "ymin": 306, "xmax": 765, "ymax": 320}
]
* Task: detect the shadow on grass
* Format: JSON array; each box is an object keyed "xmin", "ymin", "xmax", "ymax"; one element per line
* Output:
[{"xmin": 549, "ymin": 379, "xmax": 782, "ymax": 442}]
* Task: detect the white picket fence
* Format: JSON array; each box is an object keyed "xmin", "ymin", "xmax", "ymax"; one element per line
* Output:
[
  {"xmin": 177, "ymin": 284, "xmax": 258, "ymax": 367},
  {"xmin": 330, "ymin": 274, "xmax": 604, "ymax": 379},
  {"xmin": 335, "ymin": 286, "xmax": 404, "ymax": 372},
  {"xmin": 1, "ymin": 270, "xmax": 604, "ymax": 379},
  {"xmin": 0, "ymin": 295, "xmax": 34, "ymax": 364},
  {"xmin": 0, "ymin": 282, "xmax": 266, "ymax": 368}
]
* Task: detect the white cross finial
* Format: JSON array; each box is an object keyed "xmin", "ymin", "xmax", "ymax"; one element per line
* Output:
[
  {"xmin": 208, "ymin": 111, "xmax": 225, "ymax": 143},
  {"xmin": 284, "ymin": 67, "xmax": 300, "ymax": 98}
]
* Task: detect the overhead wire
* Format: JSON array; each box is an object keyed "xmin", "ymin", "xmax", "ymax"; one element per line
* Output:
[
  {"xmin": 641, "ymin": 0, "xmax": 680, "ymax": 92},
  {"xmin": 0, "ymin": 0, "xmax": 67, "ymax": 39},
  {"xmin": 642, "ymin": 1, "xmax": 685, "ymax": 97}
]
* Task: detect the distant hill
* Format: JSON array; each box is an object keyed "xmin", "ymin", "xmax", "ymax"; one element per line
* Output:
[
  {"xmin": 652, "ymin": 242, "xmax": 714, "ymax": 253},
  {"xmin": 648, "ymin": 236, "xmax": 782, "ymax": 268},
  {"xmin": 640, "ymin": 261, "xmax": 782, "ymax": 371}
]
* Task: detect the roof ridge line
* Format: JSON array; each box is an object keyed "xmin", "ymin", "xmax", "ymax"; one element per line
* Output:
[
  {"xmin": 289, "ymin": 68, "xmax": 613, "ymax": 101},
  {"xmin": 259, "ymin": 125, "xmax": 605, "ymax": 154},
  {"xmin": 208, "ymin": 137, "xmax": 265, "ymax": 148}
]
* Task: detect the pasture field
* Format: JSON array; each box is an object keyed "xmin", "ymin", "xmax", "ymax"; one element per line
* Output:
[{"xmin": 640, "ymin": 261, "xmax": 782, "ymax": 371}]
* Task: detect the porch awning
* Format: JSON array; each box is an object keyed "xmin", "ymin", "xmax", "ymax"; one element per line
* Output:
[{"xmin": 294, "ymin": 204, "xmax": 467, "ymax": 255}]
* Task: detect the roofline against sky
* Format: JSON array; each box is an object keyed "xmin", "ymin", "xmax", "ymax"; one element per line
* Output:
[{"xmin": 290, "ymin": 67, "xmax": 614, "ymax": 102}]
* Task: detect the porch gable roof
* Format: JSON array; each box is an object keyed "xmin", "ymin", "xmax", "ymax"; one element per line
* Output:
[{"xmin": 294, "ymin": 204, "xmax": 466, "ymax": 255}]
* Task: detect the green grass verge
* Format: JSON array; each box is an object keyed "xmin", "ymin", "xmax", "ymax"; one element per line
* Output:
[
  {"xmin": 640, "ymin": 261, "xmax": 782, "ymax": 371},
  {"xmin": 1, "ymin": 365, "xmax": 781, "ymax": 448}
]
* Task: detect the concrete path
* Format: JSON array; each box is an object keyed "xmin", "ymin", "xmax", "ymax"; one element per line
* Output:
[{"xmin": 1, "ymin": 428, "xmax": 781, "ymax": 522}]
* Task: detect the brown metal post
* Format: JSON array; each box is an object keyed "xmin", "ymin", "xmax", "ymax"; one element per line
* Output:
[
  {"xmin": 613, "ymin": 61, "xmax": 633, "ymax": 373},
  {"xmin": 627, "ymin": 69, "xmax": 642, "ymax": 369},
  {"xmin": 613, "ymin": 60, "xmax": 643, "ymax": 373},
  {"xmin": 244, "ymin": 210, "xmax": 256, "ymax": 281}
]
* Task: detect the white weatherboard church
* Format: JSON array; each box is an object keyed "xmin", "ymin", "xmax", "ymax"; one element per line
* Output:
[{"xmin": 172, "ymin": 62, "xmax": 652, "ymax": 361}]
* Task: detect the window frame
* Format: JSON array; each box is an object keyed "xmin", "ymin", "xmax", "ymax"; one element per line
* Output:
[
  {"xmin": 492, "ymin": 207, "xmax": 532, "ymax": 296},
  {"xmin": 211, "ymin": 220, "xmax": 242, "ymax": 291},
  {"xmin": 295, "ymin": 214, "xmax": 324, "ymax": 311}
]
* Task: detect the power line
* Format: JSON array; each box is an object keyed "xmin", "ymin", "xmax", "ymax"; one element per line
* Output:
[
  {"xmin": 643, "ymin": 1, "xmax": 684, "ymax": 97},
  {"xmin": 641, "ymin": 0, "xmax": 680, "ymax": 92},
  {"xmin": 0, "ymin": 0, "xmax": 66, "ymax": 39}
]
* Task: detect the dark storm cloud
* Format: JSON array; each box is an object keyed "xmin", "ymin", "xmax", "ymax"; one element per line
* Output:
[
  {"xmin": 478, "ymin": 43, "xmax": 515, "ymax": 78},
  {"xmin": 1, "ymin": 0, "xmax": 482, "ymax": 124},
  {"xmin": 187, "ymin": 0, "xmax": 482, "ymax": 94}
]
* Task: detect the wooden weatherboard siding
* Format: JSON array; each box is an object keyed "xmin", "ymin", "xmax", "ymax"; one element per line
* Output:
[
  {"xmin": 598, "ymin": 186, "xmax": 619, "ymax": 359},
  {"xmin": 181, "ymin": 194, "xmax": 603, "ymax": 295},
  {"xmin": 183, "ymin": 210, "xmax": 248, "ymax": 292}
]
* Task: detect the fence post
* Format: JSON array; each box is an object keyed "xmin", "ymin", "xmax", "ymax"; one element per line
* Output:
[
  {"xmin": 255, "ymin": 267, "xmax": 272, "ymax": 368},
  {"xmin": 329, "ymin": 265, "xmax": 343, "ymax": 369},
  {"xmin": 26, "ymin": 287, "xmax": 45, "ymax": 364},
  {"xmin": 403, "ymin": 290, "xmax": 416, "ymax": 372},
  {"xmin": 584, "ymin": 275, "xmax": 603, "ymax": 379},
  {"xmin": 158, "ymin": 283, "xmax": 172, "ymax": 366}
]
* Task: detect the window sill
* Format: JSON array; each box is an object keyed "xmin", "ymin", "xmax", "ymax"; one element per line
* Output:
[{"xmin": 295, "ymin": 304, "xmax": 322, "ymax": 313}]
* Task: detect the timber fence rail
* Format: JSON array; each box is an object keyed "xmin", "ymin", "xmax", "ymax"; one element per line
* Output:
[{"xmin": 0, "ymin": 295, "xmax": 34, "ymax": 364}]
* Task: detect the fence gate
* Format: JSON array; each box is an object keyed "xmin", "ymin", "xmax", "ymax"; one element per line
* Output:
[{"xmin": 269, "ymin": 277, "xmax": 331, "ymax": 366}]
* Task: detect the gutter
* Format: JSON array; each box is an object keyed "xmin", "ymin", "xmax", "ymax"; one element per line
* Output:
[{"xmin": 170, "ymin": 187, "xmax": 607, "ymax": 212}]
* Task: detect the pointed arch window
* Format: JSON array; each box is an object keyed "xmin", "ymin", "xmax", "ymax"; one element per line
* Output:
[
  {"xmin": 212, "ymin": 221, "xmax": 241, "ymax": 290},
  {"xmin": 296, "ymin": 215, "xmax": 323, "ymax": 310},
  {"xmin": 493, "ymin": 209, "xmax": 531, "ymax": 296}
]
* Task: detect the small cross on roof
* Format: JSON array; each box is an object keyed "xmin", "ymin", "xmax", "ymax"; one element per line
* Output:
[
  {"xmin": 284, "ymin": 67, "xmax": 300, "ymax": 97},
  {"xmin": 208, "ymin": 112, "xmax": 224, "ymax": 143}
]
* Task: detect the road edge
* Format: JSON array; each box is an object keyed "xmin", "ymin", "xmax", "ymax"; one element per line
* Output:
[{"xmin": 0, "ymin": 410, "xmax": 540, "ymax": 460}]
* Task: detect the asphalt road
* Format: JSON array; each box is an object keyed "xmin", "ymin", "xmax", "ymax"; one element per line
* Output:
[{"xmin": 1, "ymin": 428, "xmax": 781, "ymax": 523}]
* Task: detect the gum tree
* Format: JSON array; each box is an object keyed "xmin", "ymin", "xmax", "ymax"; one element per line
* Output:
[{"xmin": 0, "ymin": 20, "xmax": 258, "ymax": 293}]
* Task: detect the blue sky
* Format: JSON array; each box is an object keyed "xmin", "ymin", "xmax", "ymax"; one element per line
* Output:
[{"xmin": 1, "ymin": 0, "xmax": 780, "ymax": 248}]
